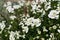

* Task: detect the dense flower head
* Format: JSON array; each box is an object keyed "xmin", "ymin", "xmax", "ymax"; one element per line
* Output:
[{"xmin": 24, "ymin": 17, "xmax": 41, "ymax": 27}]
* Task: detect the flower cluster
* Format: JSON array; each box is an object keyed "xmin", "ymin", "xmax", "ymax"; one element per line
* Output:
[
  {"xmin": 1, "ymin": 0, "xmax": 60, "ymax": 40},
  {"xmin": 19, "ymin": 17, "xmax": 41, "ymax": 27}
]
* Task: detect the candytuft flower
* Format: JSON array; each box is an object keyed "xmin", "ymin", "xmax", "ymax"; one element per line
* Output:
[
  {"xmin": 48, "ymin": 10, "xmax": 59, "ymax": 19},
  {"xmin": 24, "ymin": 17, "xmax": 41, "ymax": 27}
]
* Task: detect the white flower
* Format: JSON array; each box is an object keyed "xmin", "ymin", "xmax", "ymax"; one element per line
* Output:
[
  {"xmin": 3, "ymin": 4, "xmax": 7, "ymax": 7},
  {"xmin": 43, "ymin": 27, "xmax": 48, "ymax": 32},
  {"xmin": 57, "ymin": 4, "xmax": 60, "ymax": 12},
  {"xmin": 31, "ymin": 1, "xmax": 37, "ymax": 12},
  {"xmin": 37, "ymin": 29, "xmax": 41, "ymax": 34},
  {"xmin": 45, "ymin": 2, "xmax": 51, "ymax": 11},
  {"xmin": 41, "ymin": 10, "xmax": 45, "ymax": 17},
  {"xmin": 15, "ymin": 31, "xmax": 20, "ymax": 39},
  {"xmin": 52, "ymin": 25, "xmax": 57, "ymax": 29},
  {"xmin": 0, "ymin": 21, "xmax": 6, "ymax": 31},
  {"xmin": 9, "ymin": 31, "xmax": 20, "ymax": 40},
  {"xmin": 45, "ymin": 5, "xmax": 51, "ymax": 11},
  {"xmin": 9, "ymin": 15, "xmax": 16, "ymax": 20},
  {"xmin": 32, "ymin": 18, "xmax": 41, "ymax": 27},
  {"xmin": 31, "ymin": 2, "xmax": 42, "ymax": 13},
  {"xmin": 4, "ymin": 1, "xmax": 14, "ymax": 13},
  {"xmin": 9, "ymin": 31, "xmax": 15, "ymax": 40},
  {"xmin": 57, "ymin": 29, "xmax": 60, "ymax": 33},
  {"xmin": 25, "ymin": 17, "xmax": 34, "ymax": 26},
  {"xmin": 19, "ymin": 22, "xmax": 23, "ymax": 25},
  {"xmin": 48, "ymin": 10, "xmax": 59, "ymax": 19},
  {"xmin": 50, "ymin": 33, "xmax": 54, "ymax": 38},
  {"xmin": 22, "ymin": 26, "xmax": 29, "ymax": 33},
  {"xmin": 6, "ymin": 6, "xmax": 14, "ymax": 13},
  {"xmin": 13, "ymin": 5, "xmax": 21, "ymax": 9},
  {"xmin": 24, "ymin": 17, "xmax": 41, "ymax": 27},
  {"xmin": 36, "ymin": 36, "xmax": 40, "ymax": 39},
  {"xmin": 31, "ymin": 4, "xmax": 37, "ymax": 11}
]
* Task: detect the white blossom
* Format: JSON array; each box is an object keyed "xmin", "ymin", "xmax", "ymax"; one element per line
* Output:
[
  {"xmin": 37, "ymin": 29, "xmax": 41, "ymax": 34},
  {"xmin": 3, "ymin": 4, "xmax": 7, "ymax": 7},
  {"xmin": 31, "ymin": 1, "xmax": 38, "ymax": 12},
  {"xmin": 9, "ymin": 15, "xmax": 16, "ymax": 20},
  {"xmin": 6, "ymin": 6, "xmax": 14, "ymax": 13},
  {"xmin": 52, "ymin": 25, "xmax": 57, "ymax": 29},
  {"xmin": 50, "ymin": 33, "xmax": 54, "ymax": 40},
  {"xmin": 31, "ymin": 2, "xmax": 42, "ymax": 13},
  {"xmin": 43, "ymin": 27, "xmax": 48, "ymax": 32},
  {"xmin": 31, "ymin": 4, "xmax": 37, "ymax": 11},
  {"xmin": 9, "ymin": 31, "xmax": 15, "ymax": 40},
  {"xmin": 36, "ymin": 36, "xmax": 40, "ymax": 39},
  {"xmin": 44, "ymin": 2, "xmax": 51, "ymax": 11},
  {"xmin": 57, "ymin": 29, "xmax": 60, "ymax": 33},
  {"xmin": 9, "ymin": 31, "xmax": 20, "ymax": 40},
  {"xmin": 24, "ymin": 17, "xmax": 41, "ymax": 27},
  {"xmin": 4, "ymin": 1, "xmax": 14, "ymax": 13},
  {"xmin": 48, "ymin": 10, "xmax": 59, "ymax": 19},
  {"xmin": 19, "ymin": 22, "xmax": 24, "ymax": 25},
  {"xmin": 32, "ymin": 18, "xmax": 41, "ymax": 27},
  {"xmin": 24, "ymin": 17, "xmax": 34, "ymax": 26},
  {"xmin": 0, "ymin": 21, "xmax": 6, "ymax": 31},
  {"xmin": 15, "ymin": 31, "xmax": 20, "ymax": 39},
  {"xmin": 22, "ymin": 26, "xmax": 29, "ymax": 33}
]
